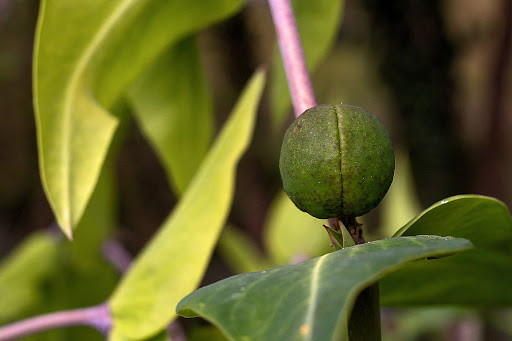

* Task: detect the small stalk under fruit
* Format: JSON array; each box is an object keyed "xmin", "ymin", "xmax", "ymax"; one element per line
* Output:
[{"xmin": 338, "ymin": 215, "xmax": 365, "ymax": 245}]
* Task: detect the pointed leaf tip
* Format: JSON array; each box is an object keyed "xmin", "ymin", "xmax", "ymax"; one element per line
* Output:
[
  {"xmin": 324, "ymin": 225, "xmax": 341, "ymax": 250},
  {"xmin": 34, "ymin": 0, "xmax": 247, "ymax": 238},
  {"xmin": 62, "ymin": 226, "xmax": 73, "ymax": 241}
]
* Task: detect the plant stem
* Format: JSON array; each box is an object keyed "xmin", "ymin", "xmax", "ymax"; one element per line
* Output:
[
  {"xmin": 102, "ymin": 238, "xmax": 133, "ymax": 273},
  {"xmin": 268, "ymin": 0, "xmax": 345, "ymax": 240},
  {"xmin": 0, "ymin": 303, "xmax": 111, "ymax": 340},
  {"xmin": 268, "ymin": 1, "xmax": 381, "ymax": 339},
  {"xmin": 268, "ymin": 0, "xmax": 316, "ymax": 117}
]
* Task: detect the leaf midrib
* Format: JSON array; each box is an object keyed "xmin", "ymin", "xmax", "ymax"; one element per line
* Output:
[{"xmin": 303, "ymin": 254, "xmax": 327, "ymax": 340}]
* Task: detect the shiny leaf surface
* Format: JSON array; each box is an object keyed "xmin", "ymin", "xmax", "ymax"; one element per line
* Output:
[{"xmin": 178, "ymin": 236, "xmax": 472, "ymax": 341}]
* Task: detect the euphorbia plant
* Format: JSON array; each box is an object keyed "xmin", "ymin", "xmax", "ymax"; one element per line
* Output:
[{"xmin": 0, "ymin": 1, "xmax": 511, "ymax": 341}]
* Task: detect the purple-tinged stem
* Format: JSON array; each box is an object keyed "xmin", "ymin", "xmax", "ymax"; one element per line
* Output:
[
  {"xmin": 268, "ymin": 0, "xmax": 356, "ymax": 238},
  {"xmin": 268, "ymin": 0, "xmax": 316, "ymax": 118},
  {"xmin": 268, "ymin": 0, "xmax": 340, "ymax": 234},
  {"xmin": 102, "ymin": 238, "xmax": 133, "ymax": 273},
  {"xmin": 0, "ymin": 303, "xmax": 111, "ymax": 340}
]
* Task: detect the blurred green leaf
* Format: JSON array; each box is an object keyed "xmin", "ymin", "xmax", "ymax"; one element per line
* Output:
[
  {"xmin": 381, "ymin": 195, "xmax": 512, "ymax": 307},
  {"xmin": 177, "ymin": 236, "xmax": 472, "ymax": 341},
  {"xmin": 270, "ymin": 0, "xmax": 344, "ymax": 128},
  {"xmin": 63, "ymin": 148, "xmax": 118, "ymax": 271},
  {"xmin": 0, "ymin": 232, "xmax": 58, "ymax": 321},
  {"xmin": 217, "ymin": 226, "xmax": 273, "ymax": 274},
  {"xmin": 264, "ymin": 191, "xmax": 332, "ymax": 265},
  {"xmin": 381, "ymin": 248, "xmax": 512, "ymax": 307},
  {"xmin": 128, "ymin": 37, "xmax": 213, "ymax": 196},
  {"xmin": 33, "ymin": 0, "xmax": 244, "ymax": 237},
  {"xmin": 109, "ymin": 329, "xmax": 169, "ymax": 341},
  {"xmin": 382, "ymin": 307, "xmax": 476, "ymax": 341},
  {"xmin": 109, "ymin": 70, "xmax": 266, "ymax": 339}
]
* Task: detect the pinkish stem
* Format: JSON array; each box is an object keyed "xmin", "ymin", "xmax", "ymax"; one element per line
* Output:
[
  {"xmin": 268, "ymin": 0, "xmax": 317, "ymax": 117},
  {"xmin": 0, "ymin": 303, "xmax": 111, "ymax": 340},
  {"xmin": 268, "ymin": 0, "xmax": 339, "ymax": 232}
]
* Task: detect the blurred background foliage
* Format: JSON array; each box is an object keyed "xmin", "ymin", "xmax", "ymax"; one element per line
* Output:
[{"xmin": 0, "ymin": 0, "xmax": 511, "ymax": 340}]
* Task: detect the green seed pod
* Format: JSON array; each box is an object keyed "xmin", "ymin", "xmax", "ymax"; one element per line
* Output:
[{"xmin": 279, "ymin": 104, "xmax": 395, "ymax": 219}]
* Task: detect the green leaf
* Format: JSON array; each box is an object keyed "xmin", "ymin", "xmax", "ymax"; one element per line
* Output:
[
  {"xmin": 0, "ymin": 232, "xmax": 58, "ymax": 322},
  {"xmin": 381, "ymin": 307, "xmax": 475, "ymax": 341},
  {"xmin": 381, "ymin": 248, "xmax": 512, "ymax": 307},
  {"xmin": 270, "ymin": 0, "xmax": 344, "ymax": 128},
  {"xmin": 177, "ymin": 236, "xmax": 472, "ymax": 341},
  {"xmin": 109, "ymin": 70, "xmax": 266, "ymax": 339},
  {"xmin": 217, "ymin": 226, "xmax": 273, "ymax": 274},
  {"xmin": 33, "ymin": 0, "xmax": 244, "ymax": 237},
  {"xmin": 393, "ymin": 195, "xmax": 512, "ymax": 247},
  {"xmin": 63, "ymin": 147, "xmax": 118, "ymax": 271},
  {"xmin": 380, "ymin": 195, "xmax": 512, "ymax": 307},
  {"xmin": 128, "ymin": 37, "xmax": 213, "ymax": 196},
  {"xmin": 109, "ymin": 329, "xmax": 170, "ymax": 341},
  {"xmin": 264, "ymin": 191, "xmax": 332, "ymax": 265}
]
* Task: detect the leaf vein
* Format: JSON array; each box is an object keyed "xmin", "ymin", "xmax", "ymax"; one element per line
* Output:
[{"xmin": 303, "ymin": 255, "xmax": 327, "ymax": 339}]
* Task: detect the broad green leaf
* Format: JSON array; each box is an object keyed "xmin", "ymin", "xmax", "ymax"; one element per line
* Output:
[
  {"xmin": 264, "ymin": 191, "xmax": 332, "ymax": 265},
  {"xmin": 128, "ymin": 37, "xmax": 213, "ymax": 196},
  {"xmin": 381, "ymin": 307, "xmax": 475, "ymax": 341},
  {"xmin": 33, "ymin": 0, "xmax": 244, "ymax": 237},
  {"xmin": 177, "ymin": 236, "xmax": 472, "ymax": 341},
  {"xmin": 0, "ymin": 232, "xmax": 58, "ymax": 322},
  {"xmin": 381, "ymin": 248, "xmax": 512, "ymax": 307},
  {"xmin": 109, "ymin": 70, "xmax": 266, "ymax": 339},
  {"xmin": 217, "ymin": 226, "xmax": 273, "ymax": 274},
  {"xmin": 270, "ymin": 0, "xmax": 344, "ymax": 128},
  {"xmin": 393, "ymin": 195, "xmax": 512, "ymax": 247},
  {"xmin": 63, "ymin": 148, "xmax": 118, "ymax": 271},
  {"xmin": 380, "ymin": 195, "xmax": 512, "ymax": 307}
]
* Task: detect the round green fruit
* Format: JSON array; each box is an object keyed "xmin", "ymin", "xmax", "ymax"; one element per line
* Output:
[{"xmin": 279, "ymin": 104, "xmax": 395, "ymax": 219}]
